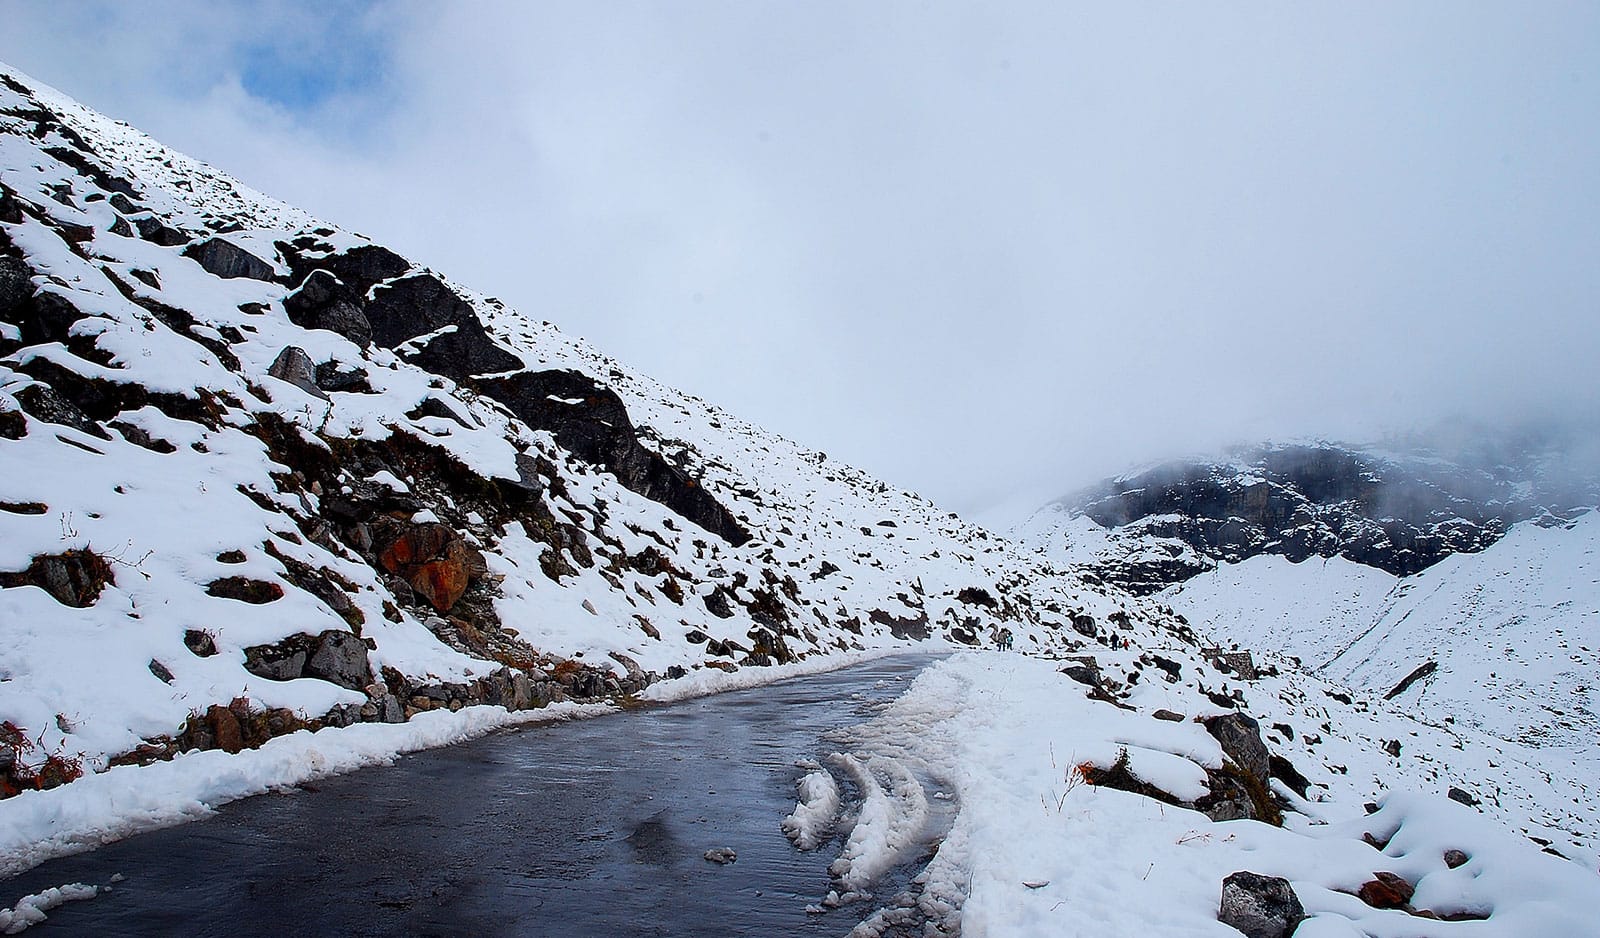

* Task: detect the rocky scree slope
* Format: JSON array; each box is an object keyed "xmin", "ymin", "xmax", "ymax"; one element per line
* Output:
[
  {"xmin": 0, "ymin": 64, "xmax": 1191, "ymax": 796},
  {"xmin": 1017, "ymin": 441, "xmax": 1597, "ymax": 595}
]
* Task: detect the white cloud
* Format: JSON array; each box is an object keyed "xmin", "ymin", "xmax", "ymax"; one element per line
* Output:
[{"xmin": 5, "ymin": 1, "xmax": 1598, "ymax": 516}]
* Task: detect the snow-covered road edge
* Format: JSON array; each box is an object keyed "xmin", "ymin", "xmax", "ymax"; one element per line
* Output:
[
  {"xmin": 2, "ymin": 649, "xmax": 929, "ymax": 882},
  {"xmin": 0, "ymin": 700, "xmax": 608, "ymax": 880}
]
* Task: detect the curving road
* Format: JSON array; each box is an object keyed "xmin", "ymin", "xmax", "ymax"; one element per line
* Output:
[{"xmin": 1, "ymin": 655, "xmax": 945, "ymax": 937}]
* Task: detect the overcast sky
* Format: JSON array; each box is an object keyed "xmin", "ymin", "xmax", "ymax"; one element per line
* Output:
[{"xmin": 5, "ymin": 2, "xmax": 1598, "ymax": 524}]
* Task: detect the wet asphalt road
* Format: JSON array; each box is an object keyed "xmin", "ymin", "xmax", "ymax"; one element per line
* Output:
[{"xmin": 1, "ymin": 655, "xmax": 941, "ymax": 937}]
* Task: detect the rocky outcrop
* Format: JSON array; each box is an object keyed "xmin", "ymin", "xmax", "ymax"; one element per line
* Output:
[
  {"xmin": 1043, "ymin": 441, "xmax": 1597, "ymax": 593},
  {"xmin": 283, "ymin": 270, "xmax": 372, "ymax": 348},
  {"xmin": 478, "ymin": 369, "xmax": 750, "ymax": 546},
  {"xmin": 182, "ymin": 237, "xmax": 277, "ymax": 282}
]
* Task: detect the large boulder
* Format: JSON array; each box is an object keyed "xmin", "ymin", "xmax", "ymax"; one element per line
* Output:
[
  {"xmin": 304, "ymin": 631, "xmax": 374, "ymax": 689},
  {"xmin": 182, "ymin": 237, "xmax": 276, "ymax": 282},
  {"xmin": 283, "ymin": 270, "xmax": 372, "ymax": 348},
  {"xmin": 266, "ymin": 346, "xmax": 328, "ymax": 400},
  {"xmin": 1204, "ymin": 712, "xmax": 1272, "ymax": 783},
  {"xmin": 1219, "ymin": 871, "xmax": 1303, "ymax": 938},
  {"xmin": 363, "ymin": 273, "xmax": 522, "ymax": 380},
  {"xmin": 243, "ymin": 629, "xmax": 372, "ymax": 690},
  {"xmin": 377, "ymin": 522, "xmax": 479, "ymax": 613}
]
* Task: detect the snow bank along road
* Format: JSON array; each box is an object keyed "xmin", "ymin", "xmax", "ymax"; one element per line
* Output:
[{"xmin": 0, "ymin": 655, "xmax": 952, "ymax": 937}]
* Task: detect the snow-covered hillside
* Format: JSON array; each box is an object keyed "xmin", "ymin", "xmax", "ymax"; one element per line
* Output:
[
  {"xmin": 1164, "ymin": 512, "xmax": 1600, "ymax": 749},
  {"xmin": 0, "ymin": 63, "xmax": 1178, "ymax": 794}
]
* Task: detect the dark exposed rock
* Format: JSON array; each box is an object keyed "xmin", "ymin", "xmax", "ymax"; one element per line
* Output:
[
  {"xmin": 868, "ymin": 605, "xmax": 930, "ymax": 640},
  {"xmin": 1218, "ymin": 871, "xmax": 1303, "ymax": 938},
  {"xmin": 133, "ymin": 214, "xmax": 188, "ymax": 247},
  {"xmin": 304, "ymin": 631, "xmax": 374, "ymax": 689},
  {"xmin": 1153, "ymin": 708, "xmax": 1185, "ymax": 722},
  {"xmin": 266, "ymin": 346, "xmax": 328, "ymax": 400},
  {"xmin": 1203, "ymin": 712, "xmax": 1271, "ymax": 783},
  {"xmin": 314, "ymin": 360, "xmax": 372, "ymax": 393},
  {"xmin": 205, "ymin": 576, "xmax": 285, "ymax": 604},
  {"xmin": 1385, "ymin": 661, "xmax": 1437, "ymax": 700},
  {"xmin": 182, "ymin": 237, "xmax": 277, "ymax": 282},
  {"xmin": 148, "ymin": 658, "xmax": 175, "ymax": 684},
  {"xmin": 0, "ymin": 549, "xmax": 115, "ymax": 606},
  {"xmin": 477, "ymin": 369, "xmax": 749, "ymax": 546},
  {"xmin": 283, "ymin": 269, "xmax": 372, "ymax": 347},
  {"xmin": 1357, "ymin": 871, "xmax": 1414, "ymax": 909},
  {"xmin": 0, "ymin": 407, "xmax": 24, "ymax": 440},
  {"xmin": 13, "ymin": 383, "xmax": 109, "ymax": 439},
  {"xmin": 283, "ymin": 243, "xmax": 411, "ymax": 296},
  {"xmin": 206, "ymin": 705, "xmax": 244, "ymax": 754},
  {"xmin": 243, "ymin": 629, "xmax": 372, "ymax": 689},
  {"xmin": 363, "ymin": 273, "xmax": 521, "ymax": 380},
  {"xmin": 1268, "ymin": 754, "xmax": 1311, "ymax": 799},
  {"xmin": 1447, "ymin": 786, "xmax": 1479, "ymax": 807},
  {"xmin": 956, "ymin": 586, "xmax": 997, "ymax": 608},
  {"xmin": 183, "ymin": 629, "xmax": 218, "ymax": 657},
  {"xmin": 1443, "ymin": 848, "xmax": 1469, "ymax": 869}
]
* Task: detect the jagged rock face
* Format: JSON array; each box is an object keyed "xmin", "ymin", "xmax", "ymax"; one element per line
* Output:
[
  {"xmin": 1037, "ymin": 442, "xmax": 1593, "ymax": 593},
  {"xmin": 479, "ymin": 369, "xmax": 751, "ymax": 547}
]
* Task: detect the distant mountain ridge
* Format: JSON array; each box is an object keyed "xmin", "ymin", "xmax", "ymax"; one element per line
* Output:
[{"xmin": 1017, "ymin": 438, "xmax": 1599, "ymax": 595}]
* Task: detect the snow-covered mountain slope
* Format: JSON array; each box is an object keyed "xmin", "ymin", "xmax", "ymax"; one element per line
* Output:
[
  {"xmin": 1164, "ymin": 512, "xmax": 1600, "ymax": 749},
  {"xmin": 1017, "ymin": 441, "xmax": 1597, "ymax": 595},
  {"xmin": 0, "ymin": 62, "xmax": 1184, "ymax": 793},
  {"xmin": 2, "ymin": 62, "xmax": 1598, "ymax": 930}
]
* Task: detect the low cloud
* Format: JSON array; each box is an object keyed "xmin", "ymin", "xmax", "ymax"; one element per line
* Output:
[{"xmin": 6, "ymin": 2, "xmax": 1597, "ymax": 521}]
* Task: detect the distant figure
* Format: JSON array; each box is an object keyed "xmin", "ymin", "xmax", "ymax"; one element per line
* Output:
[{"xmin": 998, "ymin": 627, "xmax": 1014, "ymax": 651}]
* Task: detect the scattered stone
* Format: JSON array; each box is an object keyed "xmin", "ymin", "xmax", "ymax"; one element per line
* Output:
[
  {"xmin": 205, "ymin": 576, "xmax": 284, "ymax": 604},
  {"xmin": 147, "ymin": 659, "xmax": 174, "ymax": 684},
  {"xmin": 216, "ymin": 550, "xmax": 247, "ymax": 564},
  {"xmin": 1443, "ymin": 848, "xmax": 1470, "ymax": 869},
  {"xmin": 205, "ymin": 704, "xmax": 243, "ymax": 754},
  {"xmin": 1447, "ymin": 787, "xmax": 1480, "ymax": 807},
  {"xmin": 1268, "ymin": 754, "xmax": 1311, "ymax": 799},
  {"xmin": 183, "ymin": 629, "xmax": 217, "ymax": 657},
  {"xmin": 1218, "ymin": 871, "xmax": 1303, "ymax": 938},
  {"xmin": 1153, "ymin": 709, "xmax": 1185, "ymax": 722},
  {"xmin": 704, "ymin": 847, "xmax": 738, "ymax": 865},
  {"xmin": 1356, "ymin": 871, "xmax": 1414, "ymax": 909}
]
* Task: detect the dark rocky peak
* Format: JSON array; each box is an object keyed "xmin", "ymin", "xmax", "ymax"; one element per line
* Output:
[
  {"xmin": 1046, "ymin": 439, "xmax": 1598, "ymax": 593},
  {"xmin": 282, "ymin": 242, "xmax": 412, "ymax": 297}
]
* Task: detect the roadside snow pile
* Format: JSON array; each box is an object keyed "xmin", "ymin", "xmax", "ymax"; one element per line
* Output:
[
  {"xmin": 782, "ymin": 760, "xmax": 840, "ymax": 850},
  {"xmin": 814, "ymin": 652, "xmax": 1600, "ymax": 936},
  {"xmin": 0, "ymin": 881, "xmax": 97, "ymax": 934}
]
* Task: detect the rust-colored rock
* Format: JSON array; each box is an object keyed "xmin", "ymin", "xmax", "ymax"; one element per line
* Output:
[
  {"xmin": 1357, "ymin": 871, "xmax": 1415, "ymax": 909},
  {"xmin": 378, "ymin": 522, "xmax": 476, "ymax": 613},
  {"xmin": 205, "ymin": 704, "xmax": 243, "ymax": 754}
]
